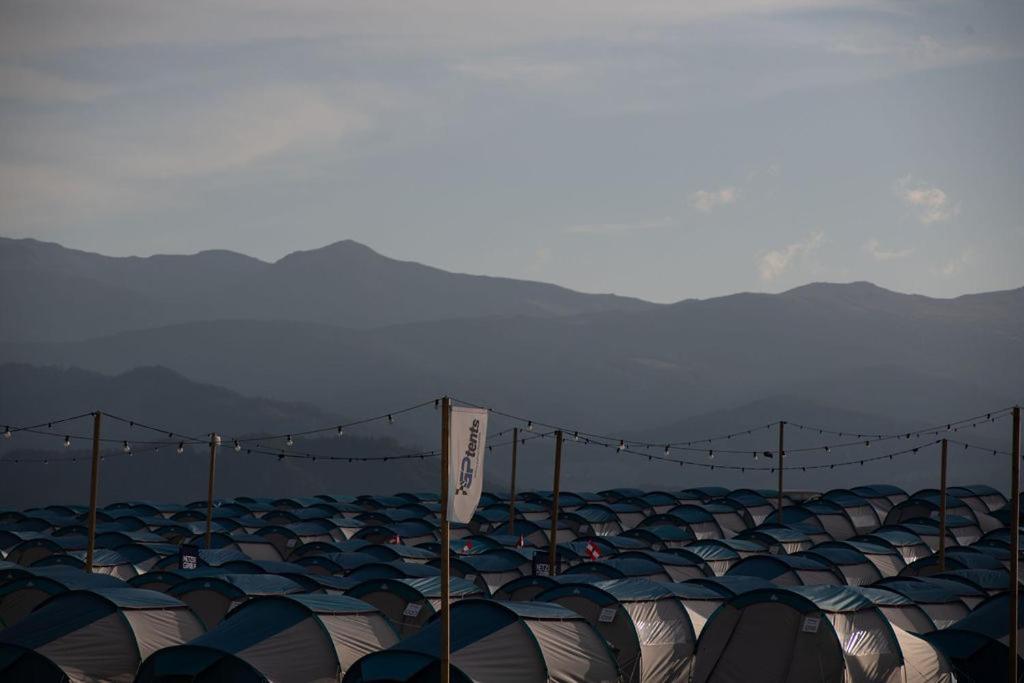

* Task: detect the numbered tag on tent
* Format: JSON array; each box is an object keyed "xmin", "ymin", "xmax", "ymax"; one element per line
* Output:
[
  {"xmin": 801, "ymin": 616, "xmax": 820, "ymax": 633},
  {"xmin": 179, "ymin": 544, "xmax": 199, "ymax": 571},
  {"xmin": 599, "ymin": 607, "xmax": 617, "ymax": 623},
  {"xmin": 403, "ymin": 603, "xmax": 423, "ymax": 618}
]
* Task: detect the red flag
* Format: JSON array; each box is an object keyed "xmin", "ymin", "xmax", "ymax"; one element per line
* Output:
[
  {"xmin": 515, "ymin": 534, "xmax": 525, "ymax": 548},
  {"xmin": 461, "ymin": 540, "xmax": 473, "ymax": 554},
  {"xmin": 585, "ymin": 540, "xmax": 601, "ymax": 561},
  {"xmin": 388, "ymin": 534, "xmax": 401, "ymax": 545}
]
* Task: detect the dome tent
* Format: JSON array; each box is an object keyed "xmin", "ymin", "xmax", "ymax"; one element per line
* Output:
[
  {"xmin": 0, "ymin": 565, "xmax": 124, "ymax": 627},
  {"xmin": 691, "ymin": 587, "xmax": 846, "ymax": 683},
  {"xmin": 167, "ymin": 573, "xmax": 304, "ymax": 630},
  {"xmin": 0, "ymin": 587, "xmax": 203, "ymax": 682},
  {"xmin": 925, "ymin": 592, "xmax": 1024, "ymax": 683},
  {"xmin": 343, "ymin": 599, "xmax": 620, "ymax": 682},
  {"xmin": 345, "ymin": 577, "xmax": 484, "ymax": 637},
  {"xmin": 693, "ymin": 584, "xmax": 954, "ymax": 683},
  {"xmin": 536, "ymin": 578, "xmax": 701, "ymax": 683},
  {"xmin": 136, "ymin": 594, "xmax": 397, "ymax": 682}
]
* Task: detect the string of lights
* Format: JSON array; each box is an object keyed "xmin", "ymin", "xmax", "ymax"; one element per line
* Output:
[
  {"xmin": 225, "ymin": 398, "xmax": 440, "ymax": 446},
  {"xmin": 456, "ymin": 397, "xmax": 1016, "ymax": 459},
  {"xmin": 1, "ymin": 401, "xmax": 1017, "ymax": 468},
  {"xmin": 787, "ymin": 407, "xmax": 1013, "ymax": 442}
]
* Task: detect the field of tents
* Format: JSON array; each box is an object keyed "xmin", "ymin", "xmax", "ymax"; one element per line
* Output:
[{"xmin": 0, "ymin": 484, "xmax": 1019, "ymax": 682}]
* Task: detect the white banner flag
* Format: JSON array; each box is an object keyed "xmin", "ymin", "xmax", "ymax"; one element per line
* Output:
[{"xmin": 448, "ymin": 406, "xmax": 488, "ymax": 524}]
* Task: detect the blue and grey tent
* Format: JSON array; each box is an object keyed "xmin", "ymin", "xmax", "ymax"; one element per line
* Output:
[
  {"xmin": 0, "ymin": 587, "xmax": 204, "ymax": 682},
  {"xmin": 924, "ymin": 592, "xmax": 1024, "ymax": 683},
  {"xmin": 343, "ymin": 599, "xmax": 620, "ymax": 682},
  {"xmin": 32, "ymin": 548, "xmax": 140, "ymax": 580},
  {"xmin": 692, "ymin": 585, "xmax": 954, "ymax": 683},
  {"xmin": 0, "ymin": 566, "xmax": 124, "ymax": 627},
  {"xmin": 167, "ymin": 573, "xmax": 305, "ymax": 629},
  {"xmin": 794, "ymin": 545, "xmax": 883, "ymax": 586},
  {"xmin": 726, "ymin": 554, "xmax": 845, "ymax": 586},
  {"xmin": 346, "ymin": 577, "xmax": 484, "ymax": 636},
  {"xmin": 871, "ymin": 578, "xmax": 969, "ymax": 628},
  {"xmin": 537, "ymin": 577, "xmax": 701, "ymax": 683},
  {"xmin": 136, "ymin": 594, "xmax": 397, "ymax": 682}
]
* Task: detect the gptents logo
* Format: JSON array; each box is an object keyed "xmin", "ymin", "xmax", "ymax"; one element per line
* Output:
[{"xmin": 456, "ymin": 419, "xmax": 481, "ymax": 495}]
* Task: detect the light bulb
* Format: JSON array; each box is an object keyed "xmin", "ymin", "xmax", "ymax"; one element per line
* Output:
[
  {"xmin": 286, "ymin": 435, "xmax": 294, "ymax": 447},
  {"xmin": 123, "ymin": 441, "xmax": 131, "ymax": 454},
  {"xmin": 708, "ymin": 450, "xmax": 714, "ymax": 459},
  {"xmin": 3, "ymin": 427, "xmax": 10, "ymax": 439},
  {"xmin": 337, "ymin": 427, "xmax": 344, "ymax": 437},
  {"xmin": 234, "ymin": 441, "xmax": 241, "ymax": 452},
  {"xmin": 526, "ymin": 421, "xmax": 533, "ymax": 432},
  {"xmin": 387, "ymin": 415, "xmax": 394, "ymax": 425},
  {"xmin": 64, "ymin": 436, "xmax": 71, "ymax": 448},
  {"xmin": 664, "ymin": 446, "xmax": 670, "ymax": 456},
  {"xmin": 177, "ymin": 442, "xmax": 184, "ymax": 454}
]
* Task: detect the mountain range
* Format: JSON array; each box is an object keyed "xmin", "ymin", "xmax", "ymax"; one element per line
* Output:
[{"xmin": 1, "ymin": 237, "xmax": 1021, "ymax": 503}]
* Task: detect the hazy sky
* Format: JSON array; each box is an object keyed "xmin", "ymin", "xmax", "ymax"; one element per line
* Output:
[{"xmin": 1, "ymin": 1, "xmax": 1022, "ymax": 302}]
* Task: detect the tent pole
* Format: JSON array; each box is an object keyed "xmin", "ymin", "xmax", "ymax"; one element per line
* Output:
[
  {"xmin": 204, "ymin": 433, "xmax": 220, "ymax": 549},
  {"xmin": 777, "ymin": 421, "xmax": 785, "ymax": 515},
  {"xmin": 508, "ymin": 427, "xmax": 519, "ymax": 535},
  {"xmin": 440, "ymin": 397, "xmax": 451, "ymax": 683},
  {"xmin": 938, "ymin": 438, "xmax": 948, "ymax": 572},
  {"xmin": 1011, "ymin": 405, "xmax": 1020, "ymax": 683},
  {"xmin": 548, "ymin": 431, "xmax": 563, "ymax": 575},
  {"xmin": 85, "ymin": 411, "xmax": 102, "ymax": 573}
]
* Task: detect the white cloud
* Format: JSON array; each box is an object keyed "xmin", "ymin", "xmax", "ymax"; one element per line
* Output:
[
  {"xmin": 452, "ymin": 59, "xmax": 582, "ymax": 88},
  {"xmin": 0, "ymin": 65, "xmax": 111, "ymax": 103},
  {"xmin": 565, "ymin": 217, "xmax": 672, "ymax": 235},
  {"xmin": 690, "ymin": 187, "xmax": 738, "ymax": 213},
  {"xmin": 937, "ymin": 248, "xmax": 973, "ymax": 278},
  {"xmin": 895, "ymin": 175, "xmax": 958, "ymax": 224},
  {"xmin": 863, "ymin": 238, "xmax": 914, "ymax": 262},
  {"xmin": 758, "ymin": 231, "xmax": 824, "ymax": 281},
  {"xmin": 528, "ymin": 246, "xmax": 553, "ymax": 274}
]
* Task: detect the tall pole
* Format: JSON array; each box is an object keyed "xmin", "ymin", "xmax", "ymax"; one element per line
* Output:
[
  {"xmin": 508, "ymin": 427, "xmax": 519, "ymax": 535},
  {"xmin": 777, "ymin": 421, "xmax": 785, "ymax": 515},
  {"xmin": 548, "ymin": 431, "xmax": 563, "ymax": 576},
  {"xmin": 440, "ymin": 397, "xmax": 452, "ymax": 683},
  {"xmin": 204, "ymin": 433, "xmax": 220, "ymax": 549},
  {"xmin": 938, "ymin": 438, "xmax": 948, "ymax": 572},
  {"xmin": 85, "ymin": 411, "xmax": 102, "ymax": 573},
  {"xmin": 1010, "ymin": 405, "xmax": 1020, "ymax": 683}
]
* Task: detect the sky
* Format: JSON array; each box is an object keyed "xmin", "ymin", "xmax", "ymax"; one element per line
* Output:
[{"xmin": 0, "ymin": 0, "xmax": 1022, "ymax": 303}]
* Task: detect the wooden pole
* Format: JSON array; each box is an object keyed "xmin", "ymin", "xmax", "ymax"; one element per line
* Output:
[
  {"xmin": 508, "ymin": 427, "xmax": 519, "ymax": 535},
  {"xmin": 548, "ymin": 430, "xmax": 563, "ymax": 576},
  {"xmin": 777, "ymin": 421, "xmax": 785, "ymax": 515},
  {"xmin": 440, "ymin": 397, "xmax": 451, "ymax": 683},
  {"xmin": 938, "ymin": 438, "xmax": 948, "ymax": 572},
  {"xmin": 1010, "ymin": 405, "xmax": 1020, "ymax": 683},
  {"xmin": 204, "ymin": 433, "xmax": 220, "ymax": 549},
  {"xmin": 85, "ymin": 411, "xmax": 102, "ymax": 573}
]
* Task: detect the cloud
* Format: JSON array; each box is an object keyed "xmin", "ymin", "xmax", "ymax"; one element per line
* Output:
[
  {"xmin": 565, "ymin": 217, "xmax": 672, "ymax": 235},
  {"xmin": 0, "ymin": 65, "xmax": 111, "ymax": 103},
  {"xmin": 690, "ymin": 187, "xmax": 738, "ymax": 213},
  {"xmin": 863, "ymin": 238, "xmax": 913, "ymax": 262},
  {"xmin": 758, "ymin": 231, "xmax": 824, "ymax": 281},
  {"xmin": 528, "ymin": 246, "xmax": 553, "ymax": 274},
  {"xmin": 936, "ymin": 248, "xmax": 973, "ymax": 278},
  {"xmin": 895, "ymin": 175, "xmax": 958, "ymax": 224},
  {"xmin": 452, "ymin": 59, "xmax": 582, "ymax": 88}
]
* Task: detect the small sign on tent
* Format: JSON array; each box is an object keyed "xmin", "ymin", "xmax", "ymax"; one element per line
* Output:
[
  {"xmin": 801, "ymin": 616, "xmax": 820, "ymax": 633},
  {"xmin": 179, "ymin": 544, "xmax": 199, "ymax": 571},
  {"xmin": 532, "ymin": 553, "xmax": 564, "ymax": 577}
]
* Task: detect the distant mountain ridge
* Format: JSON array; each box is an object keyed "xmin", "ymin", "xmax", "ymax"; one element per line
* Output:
[
  {"xmin": 0, "ymin": 237, "xmax": 655, "ymax": 342},
  {"xmin": 0, "ymin": 364, "xmax": 433, "ymax": 507}
]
